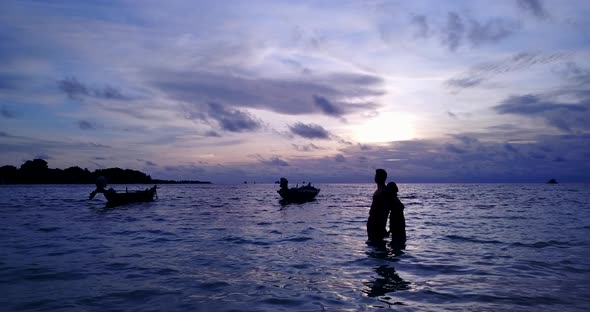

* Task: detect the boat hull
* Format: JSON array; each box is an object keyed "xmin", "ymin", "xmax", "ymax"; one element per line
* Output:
[
  {"xmin": 278, "ymin": 188, "xmax": 320, "ymax": 203},
  {"xmin": 103, "ymin": 186, "xmax": 158, "ymax": 207}
]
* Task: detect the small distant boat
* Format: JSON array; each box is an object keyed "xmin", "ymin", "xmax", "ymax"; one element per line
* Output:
[
  {"xmin": 546, "ymin": 179, "xmax": 558, "ymax": 184},
  {"xmin": 277, "ymin": 177, "xmax": 320, "ymax": 203},
  {"xmin": 89, "ymin": 176, "xmax": 158, "ymax": 207}
]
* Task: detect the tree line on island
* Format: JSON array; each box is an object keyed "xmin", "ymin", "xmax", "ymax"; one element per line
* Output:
[{"xmin": 0, "ymin": 159, "xmax": 211, "ymax": 185}]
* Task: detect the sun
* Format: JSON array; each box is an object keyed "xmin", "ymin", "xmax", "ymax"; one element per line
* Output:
[{"xmin": 352, "ymin": 112, "xmax": 416, "ymax": 143}]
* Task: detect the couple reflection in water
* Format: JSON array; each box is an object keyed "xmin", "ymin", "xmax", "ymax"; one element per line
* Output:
[
  {"xmin": 364, "ymin": 241, "xmax": 410, "ymax": 299},
  {"xmin": 364, "ymin": 169, "xmax": 410, "ymax": 300}
]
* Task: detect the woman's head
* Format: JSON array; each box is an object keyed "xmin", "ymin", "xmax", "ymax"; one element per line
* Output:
[{"xmin": 386, "ymin": 182, "xmax": 398, "ymax": 193}]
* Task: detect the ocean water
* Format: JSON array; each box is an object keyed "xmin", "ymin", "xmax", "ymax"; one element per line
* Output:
[{"xmin": 1, "ymin": 183, "xmax": 589, "ymax": 311}]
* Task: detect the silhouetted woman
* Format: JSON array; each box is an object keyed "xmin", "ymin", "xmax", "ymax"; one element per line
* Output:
[{"xmin": 387, "ymin": 182, "xmax": 406, "ymax": 248}]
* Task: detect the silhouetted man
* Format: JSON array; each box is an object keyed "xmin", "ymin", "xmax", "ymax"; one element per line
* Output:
[{"xmin": 367, "ymin": 169, "xmax": 390, "ymax": 241}]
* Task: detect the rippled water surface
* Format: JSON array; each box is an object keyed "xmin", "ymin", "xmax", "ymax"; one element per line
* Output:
[{"xmin": 1, "ymin": 183, "xmax": 590, "ymax": 311}]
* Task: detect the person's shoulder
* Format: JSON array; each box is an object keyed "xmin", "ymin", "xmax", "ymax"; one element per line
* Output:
[{"xmin": 375, "ymin": 187, "xmax": 388, "ymax": 196}]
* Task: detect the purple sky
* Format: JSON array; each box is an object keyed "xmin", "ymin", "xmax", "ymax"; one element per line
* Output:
[{"xmin": 1, "ymin": 0, "xmax": 589, "ymax": 183}]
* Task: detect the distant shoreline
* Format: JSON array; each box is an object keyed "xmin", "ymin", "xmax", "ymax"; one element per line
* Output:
[{"xmin": 0, "ymin": 159, "xmax": 211, "ymax": 185}]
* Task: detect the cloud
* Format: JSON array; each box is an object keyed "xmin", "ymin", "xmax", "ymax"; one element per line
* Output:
[
  {"xmin": 206, "ymin": 102, "xmax": 262, "ymax": 133},
  {"xmin": 446, "ymin": 144, "xmax": 467, "ymax": 154},
  {"xmin": 57, "ymin": 77, "xmax": 128, "ymax": 100},
  {"xmin": 289, "ymin": 122, "xmax": 331, "ymax": 139},
  {"xmin": 148, "ymin": 69, "xmax": 383, "ymax": 117},
  {"xmin": 495, "ymin": 94, "xmax": 585, "ymax": 114},
  {"xmin": 504, "ymin": 143, "xmax": 518, "ymax": 153},
  {"xmin": 441, "ymin": 12, "xmax": 465, "ymax": 51},
  {"xmin": 335, "ymin": 154, "xmax": 346, "ymax": 162},
  {"xmin": 1, "ymin": 105, "xmax": 17, "ymax": 118},
  {"xmin": 258, "ymin": 155, "xmax": 289, "ymax": 167},
  {"xmin": 494, "ymin": 94, "xmax": 590, "ymax": 133},
  {"xmin": 553, "ymin": 62, "xmax": 590, "ymax": 86},
  {"xmin": 467, "ymin": 18, "xmax": 518, "ymax": 47},
  {"xmin": 451, "ymin": 135, "xmax": 479, "ymax": 146},
  {"xmin": 330, "ymin": 133, "xmax": 590, "ymax": 182},
  {"xmin": 93, "ymin": 86, "xmax": 127, "ymax": 100},
  {"xmin": 313, "ymin": 95, "xmax": 343, "ymax": 117},
  {"xmin": 516, "ymin": 0, "xmax": 548, "ymax": 19},
  {"xmin": 34, "ymin": 153, "xmax": 51, "ymax": 160},
  {"xmin": 447, "ymin": 52, "xmax": 565, "ymax": 89},
  {"xmin": 437, "ymin": 12, "xmax": 520, "ymax": 52},
  {"xmin": 410, "ymin": 15, "xmax": 429, "ymax": 38},
  {"xmin": 137, "ymin": 158, "xmax": 157, "ymax": 166},
  {"xmin": 58, "ymin": 77, "xmax": 89, "ymax": 99},
  {"xmin": 0, "ymin": 73, "xmax": 25, "ymax": 91},
  {"xmin": 78, "ymin": 120, "xmax": 95, "ymax": 130},
  {"xmin": 292, "ymin": 143, "xmax": 322, "ymax": 152}
]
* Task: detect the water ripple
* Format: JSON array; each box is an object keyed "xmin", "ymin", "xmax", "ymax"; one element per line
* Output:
[{"xmin": 0, "ymin": 183, "xmax": 589, "ymax": 311}]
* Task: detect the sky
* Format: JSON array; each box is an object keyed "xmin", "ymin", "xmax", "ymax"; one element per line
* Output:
[{"xmin": 1, "ymin": 0, "xmax": 589, "ymax": 183}]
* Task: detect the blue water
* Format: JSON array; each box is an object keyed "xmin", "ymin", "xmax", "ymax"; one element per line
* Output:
[{"xmin": 1, "ymin": 183, "xmax": 589, "ymax": 311}]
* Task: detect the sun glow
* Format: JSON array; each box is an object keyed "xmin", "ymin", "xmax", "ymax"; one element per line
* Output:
[{"xmin": 353, "ymin": 112, "xmax": 416, "ymax": 143}]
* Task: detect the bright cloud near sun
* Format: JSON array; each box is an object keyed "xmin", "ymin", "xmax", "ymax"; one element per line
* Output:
[{"xmin": 352, "ymin": 112, "xmax": 416, "ymax": 143}]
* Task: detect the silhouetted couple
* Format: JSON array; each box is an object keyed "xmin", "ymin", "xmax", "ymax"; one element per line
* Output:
[{"xmin": 367, "ymin": 169, "xmax": 406, "ymax": 248}]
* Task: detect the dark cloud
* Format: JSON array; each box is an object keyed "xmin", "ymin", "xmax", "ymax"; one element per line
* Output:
[
  {"xmin": 0, "ymin": 131, "xmax": 112, "ymax": 164},
  {"xmin": 330, "ymin": 133, "xmax": 590, "ymax": 182},
  {"xmin": 259, "ymin": 156, "xmax": 289, "ymax": 167},
  {"xmin": 34, "ymin": 154, "xmax": 51, "ymax": 160},
  {"xmin": 1, "ymin": 106, "xmax": 17, "ymax": 118},
  {"xmin": 504, "ymin": 143, "xmax": 518, "ymax": 153},
  {"xmin": 289, "ymin": 122, "xmax": 331, "ymax": 139},
  {"xmin": 452, "ymin": 135, "xmax": 479, "ymax": 146},
  {"xmin": 58, "ymin": 77, "xmax": 128, "ymax": 101},
  {"xmin": 335, "ymin": 154, "xmax": 346, "ymax": 162},
  {"xmin": 437, "ymin": 12, "xmax": 520, "ymax": 52},
  {"xmin": 204, "ymin": 130, "xmax": 222, "ymax": 137},
  {"xmin": 446, "ymin": 144, "xmax": 467, "ymax": 154},
  {"xmin": 410, "ymin": 15, "xmax": 429, "ymax": 38},
  {"xmin": 148, "ymin": 69, "xmax": 383, "ymax": 117},
  {"xmin": 293, "ymin": 143, "xmax": 322, "ymax": 152},
  {"xmin": 447, "ymin": 52, "xmax": 565, "ymax": 89},
  {"xmin": 495, "ymin": 94, "xmax": 585, "ymax": 114},
  {"xmin": 446, "ymin": 77, "xmax": 483, "ymax": 89},
  {"xmin": 206, "ymin": 102, "xmax": 261, "ymax": 132},
  {"xmin": 137, "ymin": 158, "xmax": 157, "ymax": 166},
  {"xmin": 467, "ymin": 18, "xmax": 518, "ymax": 47},
  {"xmin": 0, "ymin": 73, "xmax": 25, "ymax": 91},
  {"xmin": 517, "ymin": 0, "xmax": 547, "ymax": 19},
  {"xmin": 313, "ymin": 95, "xmax": 344, "ymax": 117},
  {"xmin": 359, "ymin": 144, "xmax": 371, "ymax": 151},
  {"xmin": 494, "ymin": 93, "xmax": 590, "ymax": 133},
  {"xmin": 94, "ymin": 86, "xmax": 128, "ymax": 100},
  {"xmin": 99, "ymin": 104, "xmax": 167, "ymax": 121},
  {"xmin": 554, "ymin": 62, "xmax": 590, "ymax": 86},
  {"xmin": 78, "ymin": 120, "xmax": 95, "ymax": 130},
  {"xmin": 58, "ymin": 77, "xmax": 89, "ymax": 99},
  {"xmin": 447, "ymin": 111, "xmax": 458, "ymax": 119},
  {"xmin": 442, "ymin": 12, "xmax": 464, "ymax": 51}
]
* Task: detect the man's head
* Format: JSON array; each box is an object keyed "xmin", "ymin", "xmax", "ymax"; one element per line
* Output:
[{"xmin": 374, "ymin": 169, "xmax": 387, "ymax": 185}]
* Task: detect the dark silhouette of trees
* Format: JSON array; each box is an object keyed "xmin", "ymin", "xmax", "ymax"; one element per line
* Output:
[{"xmin": 0, "ymin": 159, "xmax": 210, "ymax": 184}]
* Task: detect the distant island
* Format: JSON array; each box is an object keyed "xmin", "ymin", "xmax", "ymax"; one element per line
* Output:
[{"xmin": 0, "ymin": 159, "xmax": 211, "ymax": 185}]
